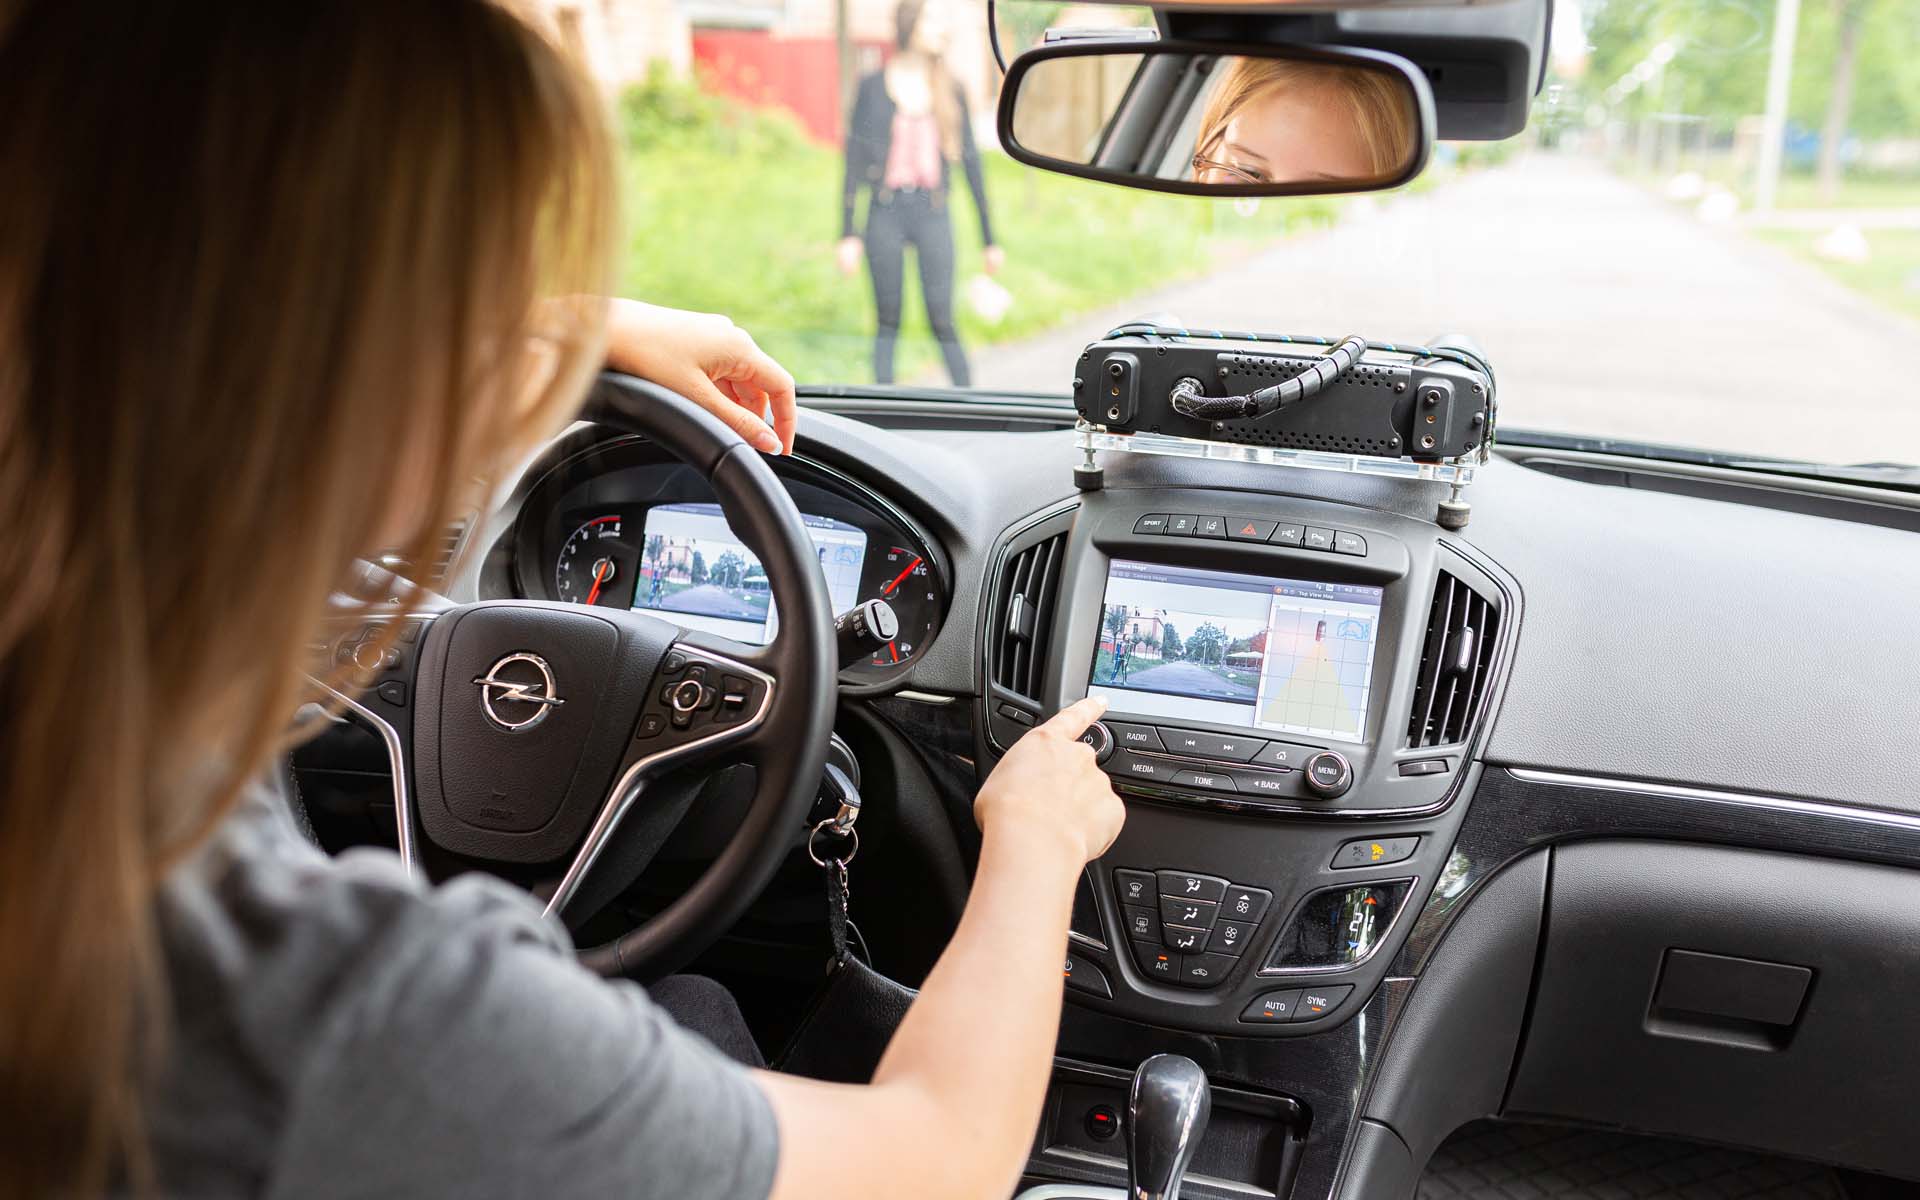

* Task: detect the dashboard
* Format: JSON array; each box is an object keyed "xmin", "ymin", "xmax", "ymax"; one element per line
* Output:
[
  {"xmin": 499, "ymin": 434, "xmax": 948, "ymax": 687},
  {"xmin": 430, "ymin": 400, "xmax": 1920, "ymax": 1200}
]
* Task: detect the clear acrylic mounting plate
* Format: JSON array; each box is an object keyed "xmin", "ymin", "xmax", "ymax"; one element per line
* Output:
[{"xmin": 1078, "ymin": 423, "xmax": 1479, "ymax": 487}]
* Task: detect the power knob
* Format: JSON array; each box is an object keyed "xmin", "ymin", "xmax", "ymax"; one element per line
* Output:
[
  {"xmin": 1303, "ymin": 750, "xmax": 1354, "ymax": 799},
  {"xmin": 1076, "ymin": 720, "xmax": 1115, "ymax": 764}
]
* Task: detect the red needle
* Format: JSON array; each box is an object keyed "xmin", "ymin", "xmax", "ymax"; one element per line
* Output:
[
  {"xmin": 888, "ymin": 641, "xmax": 899, "ymax": 664},
  {"xmin": 584, "ymin": 559, "xmax": 611, "ymax": 606},
  {"xmin": 881, "ymin": 556, "xmax": 923, "ymax": 596}
]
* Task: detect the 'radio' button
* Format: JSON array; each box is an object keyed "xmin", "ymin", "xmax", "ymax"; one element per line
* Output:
[{"xmin": 1107, "ymin": 722, "xmax": 1165, "ymax": 752}]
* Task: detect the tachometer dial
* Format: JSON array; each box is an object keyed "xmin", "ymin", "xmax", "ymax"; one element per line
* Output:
[
  {"xmin": 866, "ymin": 545, "xmax": 938, "ymax": 668},
  {"xmin": 554, "ymin": 515, "xmax": 637, "ymax": 607}
]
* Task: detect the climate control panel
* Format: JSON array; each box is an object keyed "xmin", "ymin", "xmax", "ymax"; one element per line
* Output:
[{"xmin": 1114, "ymin": 867, "xmax": 1273, "ymax": 990}]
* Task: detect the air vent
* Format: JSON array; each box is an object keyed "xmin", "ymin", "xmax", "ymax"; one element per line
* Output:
[
  {"xmin": 991, "ymin": 532, "xmax": 1068, "ymax": 702},
  {"xmin": 376, "ymin": 515, "xmax": 471, "ymax": 586},
  {"xmin": 1406, "ymin": 571, "xmax": 1499, "ymax": 748}
]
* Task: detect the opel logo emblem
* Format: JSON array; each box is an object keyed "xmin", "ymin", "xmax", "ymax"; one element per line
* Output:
[{"xmin": 472, "ymin": 652, "xmax": 564, "ymax": 731}]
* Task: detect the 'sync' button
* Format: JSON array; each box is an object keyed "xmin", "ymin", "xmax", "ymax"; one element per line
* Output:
[
  {"xmin": 1294, "ymin": 984, "xmax": 1354, "ymax": 1020},
  {"xmin": 1241, "ymin": 990, "xmax": 1302, "ymax": 1022}
]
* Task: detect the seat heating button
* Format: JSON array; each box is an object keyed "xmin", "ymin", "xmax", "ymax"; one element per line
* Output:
[
  {"xmin": 1113, "ymin": 869, "xmax": 1156, "ymax": 907},
  {"xmin": 1162, "ymin": 925, "xmax": 1208, "ymax": 953},
  {"xmin": 1303, "ymin": 526, "xmax": 1336, "ymax": 551},
  {"xmin": 1155, "ymin": 871, "xmax": 1227, "ymax": 903},
  {"xmin": 1178, "ymin": 953, "xmax": 1238, "ymax": 988},
  {"xmin": 1220, "ymin": 885, "xmax": 1272, "ymax": 924},
  {"xmin": 1331, "ymin": 836, "xmax": 1419, "ymax": 870},
  {"xmin": 1131, "ymin": 940, "xmax": 1180, "ymax": 980},
  {"xmin": 1158, "ymin": 896, "xmax": 1219, "ymax": 930},
  {"xmin": 1241, "ymin": 990, "xmax": 1303, "ymax": 1023},
  {"xmin": 1208, "ymin": 919, "xmax": 1257, "ymax": 956},
  {"xmin": 1170, "ymin": 768, "xmax": 1237, "ymax": 793},
  {"xmin": 1063, "ymin": 952, "xmax": 1113, "ymax": 1000},
  {"xmin": 1121, "ymin": 904, "xmax": 1158, "ymax": 941},
  {"xmin": 1293, "ymin": 984, "xmax": 1354, "ymax": 1021},
  {"xmin": 1107, "ymin": 722, "xmax": 1165, "ymax": 752},
  {"xmin": 1133, "ymin": 513, "xmax": 1171, "ymax": 534}
]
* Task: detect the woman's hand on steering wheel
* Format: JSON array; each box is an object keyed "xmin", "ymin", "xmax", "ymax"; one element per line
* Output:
[{"xmin": 605, "ymin": 299, "xmax": 797, "ymax": 455}]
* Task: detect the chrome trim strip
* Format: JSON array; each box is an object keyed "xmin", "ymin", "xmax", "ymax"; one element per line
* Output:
[
  {"xmin": 1068, "ymin": 929, "xmax": 1109, "ymax": 953},
  {"xmin": 309, "ymin": 680, "xmax": 419, "ymax": 879},
  {"xmin": 1011, "ymin": 1186, "xmax": 1126, "ymax": 1200},
  {"xmin": 1506, "ymin": 768, "xmax": 1920, "ymax": 834},
  {"xmin": 1256, "ymin": 876, "xmax": 1419, "ymax": 978},
  {"xmin": 893, "ymin": 689, "xmax": 957, "ymax": 705},
  {"xmin": 542, "ymin": 646, "xmax": 777, "ymax": 921}
]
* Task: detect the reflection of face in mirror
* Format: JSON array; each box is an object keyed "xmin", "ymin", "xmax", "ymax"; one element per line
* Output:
[{"xmin": 1191, "ymin": 58, "xmax": 1417, "ymax": 186}]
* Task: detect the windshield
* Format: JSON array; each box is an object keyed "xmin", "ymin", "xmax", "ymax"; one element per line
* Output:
[{"xmin": 574, "ymin": 0, "xmax": 1918, "ymax": 467}]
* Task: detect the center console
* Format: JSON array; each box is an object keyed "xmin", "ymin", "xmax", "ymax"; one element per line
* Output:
[{"xmin": 981, "ymin": 486, "xmax": 1513, "ymax": 1041}]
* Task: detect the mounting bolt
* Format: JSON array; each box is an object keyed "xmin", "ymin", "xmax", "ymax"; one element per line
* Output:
[
  {"xmin": 1072, "ymin": 377, "xmax": 1083, "ymax": 390},
  {"xmin": 1472, "ymin": 383, "xmax": 1484, "ymax": 394},
  {"xmin": 1107, "ymin": 361, "xmax": 1124, "ymax": 377},
  {"xmin": 1394, "ymin": 380, "xmax": 1407, "ymax": 393},
  {"xmin": 1421, "ymin": 388, "xmax": 1442, "ymax": 408}
]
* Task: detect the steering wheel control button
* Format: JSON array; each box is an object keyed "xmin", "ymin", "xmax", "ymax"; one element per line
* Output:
[
  {"xmin": 1303, "ymin": 526, "xmax": 1336, "ymax": 552},
  {"xmin": 1114, "ymin": 869, "xmax": 1157, "ymax": 907},
  {"xmin": 1076, "ymin": 721, "xmax": 1115, "ymax": 763},
  {"xmin": 1155, "ymin": 871, "xmax": 1227, "ymax": 904},
  {"xmin": 668, "ymin": 678, "xmax": 705, "ymax": 713},
  {"xmin": 1221, "ymin": 885, "xmax": 1272, "ymax": 924},
  {"xmin": 1241, "ymin": 990, "xmax": 1304, "ymax": 1023},
  {"xmin": 1303, "ymin": 750, "xmax": 1355, "ymax": 798},
  {"xmin": 1193, "ymin": 515, "xmax": 1227, "ymax": 539},
  {"xmin": 1107, "ymin": 722, "xmax": 1164, "ymax": 752},
  {"xmin": 1333, "ymin": 530, "xmax": 1368, "ymax": 556},
  {"xmin": 1179, "ymin": 953, "xmax": 1237, "ymax": 988},
  {"xmin": 1250, "ymin": 741, "xmax": 1316, "ymax": 770},
  {"xmin": 1208, "ymin": 919, "xmax": 1256, "ymax": 956},
  {"xmin": 1269, "ymin": 523, "xmax": 1305, "ymax": 547},
  {"xmin": 1132, "ymin": 513, "xmax": 1171, "ymax": 534},
  {"xmin": 662, "ymin": 650, "xmax": 687, "ymax": 673},
  {"xmin": 1398, "ymin": 757, "xmax": 1450, "ymax": 777},
  {"xmin": 1063, "ymin": 952, "xmax": 1112, "ymax": 1000},
  {"xmin": 1227, "ymin": 518, "xmax": 1277, "ymax": 542},
  {"xmin": 1333, "ymin": 836, "xmax": 1419, "ymax": 870},
  {"xmin": 1131, "ymin": 940, "xmax": 1180, "ymax": 980},
  {"xmin": 1159, "ymin": 896, "xmax": 1219, "ymax": 930},
  {"xmin": 636, "ymin": 712, "xmax": 666, "ymax": 739},
  {"xmin": 1165, "ymin": 514, "xmax": 1197, "ymax": 536},
  {"xmin": 1170, "ymin": 768, "xmax": 1237, "ymax": 793},
  {"xmin": 375, "ymin": 680, "xmax": 407, "ymax": 707},
  {"xmin": 1122, "ymin": 905, "xmax": 1157, "ymax": 941},
  {"xmin": 1163, "ymin": 925, "xmax": 1207, "ymax": 953},
  {"xmin": 1294, "ymin": 985, "xmax": 1354, "ymax": 1021}
]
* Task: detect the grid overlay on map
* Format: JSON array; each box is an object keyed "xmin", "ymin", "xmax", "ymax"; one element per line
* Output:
[{"xmin": 1254, "ymin": 599, "xmax": 1378, "ymax": 741}]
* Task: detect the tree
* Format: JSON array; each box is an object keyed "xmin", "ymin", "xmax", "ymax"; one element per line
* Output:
[
  {"xmin": 1160, "ymin": 623, "xmax": 1183, "ymax": 661},
  {"xmin": 645, "ymin": 533, "xmax": 664, "ymax": 569},
  {"xmin": 712, "ymin": 550, "xmax": 747, "ymax": 590},
  {"xmin": 1104, "ymin": 605, "xmax": 1130, "ymax": 645},
  {"xmin": 1185, "ymin": 621, "xmax": 1228, "ymax": 665},
  {"xmin": 690, "ymin": 549, "xmax": 708, "ymax": 587},
  {"xmin": 1817, "ymin": 0, "xmax": 1871, "ymax": 202}
]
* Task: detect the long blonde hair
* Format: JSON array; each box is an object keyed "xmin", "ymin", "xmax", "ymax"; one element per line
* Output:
[
  {"xmin": 0, "ymin": 2, "xmax": 615, "ymax": 1193},
  {"xmin": 1195, "ymin": 56, "xmax": 1417, "ymax": 180}
]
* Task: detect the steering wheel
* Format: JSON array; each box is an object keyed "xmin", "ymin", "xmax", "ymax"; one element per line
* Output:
[{"xmin": 381, "ymin": 372, "xmax": 836, "ymax": 980}]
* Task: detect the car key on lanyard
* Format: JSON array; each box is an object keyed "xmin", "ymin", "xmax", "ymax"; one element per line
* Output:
[{"xmin": 807, "ymin": 762, "xmax": 869, "ymax": 964}]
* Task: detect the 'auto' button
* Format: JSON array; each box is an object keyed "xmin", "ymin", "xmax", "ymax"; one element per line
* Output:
[{"xmin": 1241, "ymin": 990, "xmax": 1303, "ymax": 1023}]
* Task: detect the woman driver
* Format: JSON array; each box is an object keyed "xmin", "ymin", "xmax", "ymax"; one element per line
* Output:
[
  {"xmin": 0, "ymin": 4, "xmax": 1122, "ymax": 1198},
  {"xmin": 1190, "ymin": 56, "xmax": 1418, "ymax": 186}
]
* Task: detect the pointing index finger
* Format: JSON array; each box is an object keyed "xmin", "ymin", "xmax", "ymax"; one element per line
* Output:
[{"xmin": 1039, "ymin": 695, "xmax": 1108, "ymax": 740}]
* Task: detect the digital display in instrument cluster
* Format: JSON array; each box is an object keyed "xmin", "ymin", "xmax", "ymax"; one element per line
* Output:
[
  {"xmin": 632, "ymin": 502, "xmax": 867, "ymax": 644},
  {"xmin": 1090, "ymin": 559, "xmax": 1383, "ymax": 744}
]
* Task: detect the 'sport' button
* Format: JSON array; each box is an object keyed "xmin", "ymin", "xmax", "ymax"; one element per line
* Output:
[
  {"xmin": 1241, "ymin": 989, "xmax": 1303, "ymax": 1023},
  {"xmin": 1133, "ymin": 513, "xmax": 1171, "ymax": 534}
]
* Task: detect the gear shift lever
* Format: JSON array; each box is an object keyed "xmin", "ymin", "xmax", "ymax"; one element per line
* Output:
[{"xmin": 1126, "ymin": 1054, "xmax": 1211, "ymax": 1200}]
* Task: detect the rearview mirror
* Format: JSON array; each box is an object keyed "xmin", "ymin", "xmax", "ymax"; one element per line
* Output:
[{"xmin": 996, "ymin": 40, "xmax": 1435, "ymax": 196}]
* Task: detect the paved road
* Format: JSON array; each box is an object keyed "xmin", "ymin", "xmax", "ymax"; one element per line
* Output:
[
  {"xmin": 1122, "ymin": 660, "xmax": 1255, "ymax": 701},
  {"xmin": 658, "ymin": 583, "xmax": 768, "ymax": 621},
  {"xmin": 975, "ymin": 154, "xmax": 1920, "ymax": 463}
]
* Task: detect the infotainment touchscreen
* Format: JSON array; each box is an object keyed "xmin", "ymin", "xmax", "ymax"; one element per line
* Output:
[
  {"xmin": 634, "ymin": 502, "xmax": 867, "ymax": 643},
  {"xmin": 1089, "ymin": 560, "xmax": 1384, "ymax": 744}
]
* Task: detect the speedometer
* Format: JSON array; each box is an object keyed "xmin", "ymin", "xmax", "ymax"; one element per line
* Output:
[
  {"xmin": 554, "ymin": 514, "xmax": 637, "ymax": 607},
  {"xmin": 866, "ymin": 545, "xmax": 938, "ymax": 668}
]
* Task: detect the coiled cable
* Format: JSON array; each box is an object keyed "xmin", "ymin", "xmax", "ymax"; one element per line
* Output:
[{"xmin": 1169, "ymin": 333, "xmax": 1368, "ymax": 421}]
